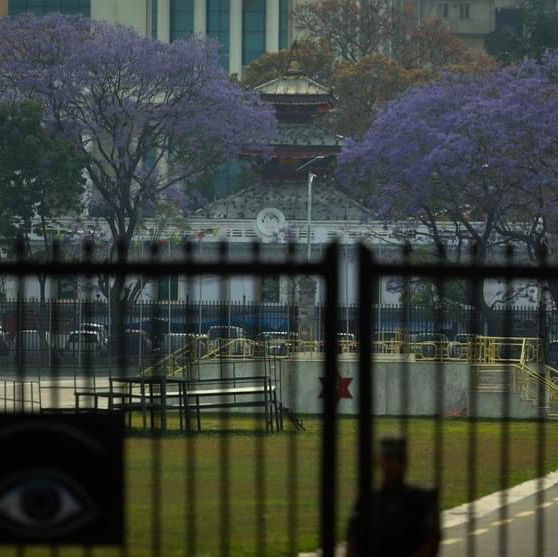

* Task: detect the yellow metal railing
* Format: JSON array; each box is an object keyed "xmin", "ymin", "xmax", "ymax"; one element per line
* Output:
[
  {"xmin": 141, "ymin": 343, "xmax": 194, "ymax": 377},
  {"xmin": 202, "ymin": 337, "xmax": 257, "ymax": 360},
  {"xmin": 510, "ymin": 339, "xmax": 558, "ymax": 403}
]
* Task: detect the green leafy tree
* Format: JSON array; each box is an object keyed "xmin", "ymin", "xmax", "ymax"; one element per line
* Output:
[
  {"xmin": 484, "ymin": 28, "xmax": 525, "ymax": 65},
  {"xmin": 485, "ymin": 1, "xmax": 558, "ymax": 64},
  {"xmin": 0, "ymin": 101, "xmax": 86, "ymax": 301},
  {"xmin": 330, "ymin": 54, "xmax": 428, "ymax": 138}
]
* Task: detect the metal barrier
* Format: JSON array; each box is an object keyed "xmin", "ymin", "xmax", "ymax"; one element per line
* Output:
[
  {"xmin": 0, "ymin": 379, "xmax": 41, "ymax": 413},
  {"xmin": 1, "ymin": 241, "xmax": 558, "ymax": 556}
]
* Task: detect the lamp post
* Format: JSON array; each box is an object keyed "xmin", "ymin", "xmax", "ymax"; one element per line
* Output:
[
  {"xmin": 296, "ymin": 156, "xmax": 326, "ymax": 261},
  {"xmin": 294, "ymin": 156, "xmax": 326, "ymax": 343}
]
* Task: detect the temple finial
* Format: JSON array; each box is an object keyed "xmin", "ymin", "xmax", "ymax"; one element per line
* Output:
[{"xmin": 285, "ymin": 40, "xmax": 303, "ymax": 76}]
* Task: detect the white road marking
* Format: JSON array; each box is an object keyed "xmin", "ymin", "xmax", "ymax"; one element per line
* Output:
[
  {"xmin": 491, "ymin": 518, "xmax": 514, "ymax": 526},
  {"xmin": 442, "ymin": 469, "xmax": 558, "ymax": 530},
  {"xmin": 515, "ymin": 510, "xmax": 535, "ymax": 517},
  {"xmin": 441, "ymin": 538, "xmax": 462, "ymax": 545}
]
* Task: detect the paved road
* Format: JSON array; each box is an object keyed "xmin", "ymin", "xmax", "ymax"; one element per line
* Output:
[{"xmin": 441, "ymin": 483, "xmax": 558, "ymax": 557}]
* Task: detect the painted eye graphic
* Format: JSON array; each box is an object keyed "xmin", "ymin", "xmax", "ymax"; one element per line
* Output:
[{"xmin": 0, "ymin": 470, "xmax": 97, "ymax": 538}]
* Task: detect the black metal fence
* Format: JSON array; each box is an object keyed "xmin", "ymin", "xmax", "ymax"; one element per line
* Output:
[
  {"xmin": 1, "ymin": 298, "xmax": 557, "ymax": 369},
  {"xmin": 0, "ymin": 241, "xmax": 556, "ymax": 557}
]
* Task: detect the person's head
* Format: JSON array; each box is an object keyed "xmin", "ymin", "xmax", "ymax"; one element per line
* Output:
[{"xmin": 379, "ymin": 435, "xmax": 407, "ymax": 487}]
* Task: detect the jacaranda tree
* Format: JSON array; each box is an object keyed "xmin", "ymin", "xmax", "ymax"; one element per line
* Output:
[
  {"xmin": 0, "ymin": 14, "xmax": 275, "ymax": 303},
  {"xmin": 339, "ymin": 51, "xmax": 558, "ymax": 306}
]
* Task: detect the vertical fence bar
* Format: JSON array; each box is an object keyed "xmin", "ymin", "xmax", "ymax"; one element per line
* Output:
[
  {"xmin": 115, "ymin": 239, "xmax": 129, "ymax": 557},
  {"xmin": 433, "ymin": 244, "xmax": 445, "ymax": 499},
  {"xmin": 287, "ymin": 241, "xmax": 299, "ymax": 557},
  {"xmin": 218, "ymin": 241, "xmax": 231, "ymax": 557},
  {"xmin": 14, "ymin": 239, "xmax": 26, "ymax": 557},
  {"xmin": 498, "ymin": 244, "xmax": 514, "ymax": 557},
  {"xmin": 252, "ymin": 241, "xmax": 266, "ymax": 557},
  {"xmin": 82, "ymin": 240, "xmax": 95, "ymax": 557},
  {"xmin": 400, "ymin": 244, "xmax": 411, "ymax": 438},
  {"xmin": 321, "ymin": 243, "xmax": 338, "ymax": 557},
  {"xmin": 149, "ymin": 242, "xmax": 163, "ymax": 557},
  {"xmin": 535, "ymin": 249, "xmax": 548, "ymax": 557},
  {"xmin": 357, "ymin": 244, "xmax": 373, "ymax": 555},
  {"xmin": 183, "ymin": 241, "xmax": 198, "ymax": 556},
  {"xmin": 467, "ymin": 245, "xmax": 482, "ymax": 557}
]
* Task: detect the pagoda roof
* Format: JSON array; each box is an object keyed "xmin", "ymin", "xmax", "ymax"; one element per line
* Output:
[
  {"xmin": 254, "ymin": 59, "xmax": 334, "ymax": 105},
  {"xmin": 255, "ymin": 75, "xmax": 333, "ymax": 98},
  {"xmin": 194, "ymin": 181, "xmax": 372, "ymax": 222},
  {"xmin": 270, "ymin": 123, "xmax": 346, "ymax": 148}
]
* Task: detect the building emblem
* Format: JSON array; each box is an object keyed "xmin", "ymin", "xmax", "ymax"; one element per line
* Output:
[{"xmin": 255, "ymin": 208, "xmax": 286, "ymax": 238}]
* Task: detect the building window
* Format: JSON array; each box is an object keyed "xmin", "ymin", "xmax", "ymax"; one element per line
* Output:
[
  {"xmin": 261, "ymin": 276, "xmax": 280, "ymax": 303},
  {"xmin": 242, "ymin": 0, "xmax": 266, "ymax": 66},
  {"xmin": 459, "ymin": 2, "xmax": 470, "ymax": 19},
  {"xmin": 171, "ymin": 0, "xmax": 194, "ymax": 42},
  {"xmin": 158, "ymin": 276, "xmax": 179, "ymax": 301},
  {"xmin": 9, "ymin": 0, "xmax": 91, "ymax": 16},
  {"xmin": 211, "ymin": 159, "xmax": 243, "ymax": 197},
  {"xmin": 279, "ymin": 0, "xmax": 289, "ymax": 50},
  {"xmin": 152, "ymin": 0, "xmax": 158, "ymax": 39},
  {"xmin": 436, "ymin": 2, "xmax": 449, "ymax": 19},
  {"xmin": 207, "ymin": 0, "xmax": 230, "ymax": 69}
]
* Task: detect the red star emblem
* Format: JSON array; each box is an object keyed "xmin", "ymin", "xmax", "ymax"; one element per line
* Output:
[{"xmin": 319, "ymin": 373, "xmax": 353, "ymax": 402}]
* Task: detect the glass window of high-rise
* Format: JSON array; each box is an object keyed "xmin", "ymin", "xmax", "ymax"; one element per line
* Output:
[
  {"xmin": 207, "ymin": 0, "xmax": 230, "ymax": 69},
  {"xmin": 242, "ymin": 0, "xmax": 266, "ymax": 66},
  {"xmin": 151, "ymin": 0, "xmax": 158, "ymax": 39},
  {"xmin": 279, "ymin": 0, "xmax": 289, "ymax": 50},
  {"xmin": 170, "ymin": 0, "xmax": 194, "ymax": 42},
  {"xmin": 9, "ymin": 0, "xmax": 90, "ymax": 16}
]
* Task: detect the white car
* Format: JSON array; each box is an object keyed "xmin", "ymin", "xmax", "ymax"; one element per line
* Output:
[
  {"xmin": 65, "ymin": 330, "xmax": 107, "ymax": 355},
  {"xmin": 80, "ymin": 323, "xmax": 109, "ymax": 346}
]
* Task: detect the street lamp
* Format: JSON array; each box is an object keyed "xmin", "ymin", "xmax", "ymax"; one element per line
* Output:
[{"xmin": 296, "ymin": 156, "xmax": 326, "ymax": 261}]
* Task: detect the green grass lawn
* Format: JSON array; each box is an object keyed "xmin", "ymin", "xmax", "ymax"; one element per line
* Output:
[{"xmin": 7, "ymin": 416, "xmax": 558, "ymax": 556}]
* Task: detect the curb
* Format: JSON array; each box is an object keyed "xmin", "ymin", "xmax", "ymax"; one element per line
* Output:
[{"xmin": 299, "ymin": 469, "xmax": 558, "ymax": 556}]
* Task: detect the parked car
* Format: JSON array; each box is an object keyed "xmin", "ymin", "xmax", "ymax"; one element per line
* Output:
[
  {"xmin": 411, "ymin": 333, "xmax": 449, "ymax": 359},
  {"xmin": 80, "ymin": 323, "xmax": 109, "ymax": 346},
  {"xmin": 337, "ymin": 332, "xmax": 358, "ymax": 353},
  {"xmin": 256, "ymin": 331, "xmax": 298, "ymax": 356},
  {"xmin": 65, "ymin": 330, "xmax": 107, "ymax": 356}
]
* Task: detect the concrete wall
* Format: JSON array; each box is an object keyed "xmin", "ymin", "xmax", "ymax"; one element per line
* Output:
[
  {"xmin": 192, "ymin": 357, "xmax": 472, "ymax": 416},
  {"xmin": 470, "ymin": 392, "xmax": 541, "ymax": 419}
]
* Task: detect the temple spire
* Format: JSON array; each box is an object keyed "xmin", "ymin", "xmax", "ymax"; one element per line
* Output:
[{"xmin": 285, "ymin": 41, "xmax": 303, "ymax": 76}]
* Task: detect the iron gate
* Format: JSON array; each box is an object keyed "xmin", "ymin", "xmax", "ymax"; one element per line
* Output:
[{"xmin": 0, "ymin": 240, "xmax": 556, "ymax": 556}]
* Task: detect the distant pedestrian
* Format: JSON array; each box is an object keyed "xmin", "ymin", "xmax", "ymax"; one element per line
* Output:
[{"xmin": 346, "ymin": 435, "xmax": 440, "ymax": 557}]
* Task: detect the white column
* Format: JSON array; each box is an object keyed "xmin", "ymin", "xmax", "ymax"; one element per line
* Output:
[
  {"xmin": 194, "ymin": 0, "xmax": 207, "ymax": 36},
  {"xmin": 266, "ymin": 0, "xmax": 279, "ymax": 53},
  {"xmin": 158, "ymin": 0, "xmax": 171, "ymax": 43},
  {"xmin": 229, "ymin": 0, "xmax": 243, "ymax": 76}
]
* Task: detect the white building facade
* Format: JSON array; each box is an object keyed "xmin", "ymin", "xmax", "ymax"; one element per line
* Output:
[{"xmin": 5, "ymin": 0, "xmax": 295, "ymax": 77}]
